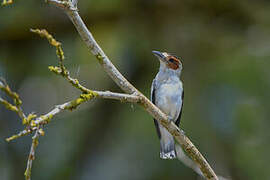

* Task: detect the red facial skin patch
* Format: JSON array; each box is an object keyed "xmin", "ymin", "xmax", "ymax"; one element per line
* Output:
[{"xmin": 166, "ymin": 56, "xmax": 181, "ymax": 70}]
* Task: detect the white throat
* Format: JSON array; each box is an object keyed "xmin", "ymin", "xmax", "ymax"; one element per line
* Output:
[{"xmin": 158, "ymin": 61, "xmax": 181, "ymax": 80}]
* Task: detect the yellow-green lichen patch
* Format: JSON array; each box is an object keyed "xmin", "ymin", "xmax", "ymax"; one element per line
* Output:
[
  {"xmin": 0, "ymin": 81, "xmax": 22, "ymax": 106},
  {"xmin": 0, "ymin": 99, "xmax": 18, "ymax": 112},
  {"xmin": 65, "ymin": 92, "xmax": 97, "ymax": 111},
  {"xmin": 96, "ymin": 53, "xmax": 105, "ymax": 64},
  {"xmin": 30, "ymin": 29, "xmax": 61, "ymax": 48},
  {"xmin": 24, "ymin": 169, "xmax": 31, "ymax": 180},
  {"xmin": 1, "ymin": 0, "xmax": 12, "ymax": 6},
  {"xmin": 6, "ymin": 134, "xmax": 18, "ymax": 142},
  {"xmin": 56, "ymin": 46, "xmax": 65, "ymax": 61},
  {"xmin": 23, "ymin": 113, "xmax": 37, "ymax": 125},
  {"xmin": 48, "ymin": 66, "xmax": 62, "ymax": 75},
  {"xmin": 40, "ymin": 114, "xmax": 53, "ymax": 125},
  {"xmin": 66, "ymin": 98, "xmax": 82, "ymax": 111},
  {"xmin": 38, "ymin": 129, "xmax": 45, "ymax": 136},
  {"xmin": 80, "ymin": 92, "xmax": 96, "ymax": 100}
]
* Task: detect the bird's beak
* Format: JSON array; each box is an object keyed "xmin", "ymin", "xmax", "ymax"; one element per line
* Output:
[
  {"xmin": 152, "ymin": 50, "xmax": 167, "ymax": 63},
  {"xmin": 152, "ymin": 50, "xmax": 165, "ymax": 59}
]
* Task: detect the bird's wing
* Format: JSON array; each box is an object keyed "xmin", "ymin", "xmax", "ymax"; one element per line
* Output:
[
  {"xmin": 175, "ymin": 90, "xmax": 184, "ymax": 127},
  {"xmin": 151, "ymin": 79, "xmax": 161, "ymax": 139}
]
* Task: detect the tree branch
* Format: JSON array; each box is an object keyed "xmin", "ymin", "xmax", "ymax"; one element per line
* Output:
[
  {"xmin": 5, "ymin": 90, "xmax": 140, "ymax": 142},
  {"xmin": 1, "ymin": 0, "xmax": 220, "ymax": 179},
  {"xmin": 32, "ymin": 90, "xmax": 140, "ymax": 126},
  {"xmin": 0, "ymin": 78, "xmax": 26, "ymax": 120},
  {"xmin": 4, "ymin": 28, "xmax": 140, "ymax": 142},
  {"xmin": 176, "ymin": 145, "xmax": 230, "ymax": 180},
  {"xmin": 24, "ymin": 127, "xmax": 44, "ymax": 180},
  {"xmin": 46, "ymin": 0, "xmax": 218, "ymax": 179}
]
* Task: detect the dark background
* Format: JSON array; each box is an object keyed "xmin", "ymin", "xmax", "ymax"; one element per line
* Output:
[{"xmin": 1, "ymin": 0, "xmax": 270, "ymax": 179}]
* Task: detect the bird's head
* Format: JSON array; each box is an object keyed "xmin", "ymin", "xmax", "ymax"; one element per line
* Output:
[{"xmin": 152, "ymin": 51, "xmax": 182, "ymax": 73}]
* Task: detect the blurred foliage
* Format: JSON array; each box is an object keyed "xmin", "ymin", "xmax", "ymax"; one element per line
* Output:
[{"xmin": 1, "ymin": 0, "xmax": 270, "ymax": 179}]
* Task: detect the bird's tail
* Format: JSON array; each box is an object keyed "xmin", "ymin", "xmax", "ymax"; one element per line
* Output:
[{"xmin": 159, "ymin": 126, "xmax": 176, "ymax": 159}]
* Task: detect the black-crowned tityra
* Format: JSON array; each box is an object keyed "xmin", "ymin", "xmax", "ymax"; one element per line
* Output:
[{"xmin": 151, "ymin": 50, "xmax": 184, "ymax": 159}]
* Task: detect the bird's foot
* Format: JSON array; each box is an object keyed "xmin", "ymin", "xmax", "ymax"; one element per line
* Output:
[
  {"xmin": 180, "ymin": 129, "xmax": 185, "ymax": 135},
  {"xmin": 167, "ymin": 115, "xmax": 174, "ymax": 122}
]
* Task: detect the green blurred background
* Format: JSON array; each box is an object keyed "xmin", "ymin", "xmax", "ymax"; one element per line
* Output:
[{"xmin": 1, "ymin": 0, "xmax": 270, "ymax": 179}]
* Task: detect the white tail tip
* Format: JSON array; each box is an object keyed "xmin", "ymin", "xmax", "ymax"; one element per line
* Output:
[{"xmin": 160, "ymin": 151, "xmax": 176, "ymax": 159}]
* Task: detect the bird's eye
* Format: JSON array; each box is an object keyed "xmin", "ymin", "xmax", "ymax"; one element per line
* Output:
[{"xmin": 169, "ymin": 58, "xmax": 174, "ymax": 63}]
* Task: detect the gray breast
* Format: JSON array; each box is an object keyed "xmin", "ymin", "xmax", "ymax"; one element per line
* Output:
[{"xmin": 155, "ymin": 80, "xmax": 183, "ymax": 121}]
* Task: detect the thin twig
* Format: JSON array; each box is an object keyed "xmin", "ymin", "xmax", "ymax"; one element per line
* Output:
[
  {"xmin": 32, "ymin": 90, "xmax": 140, "ymax": 125},
  {"xmin": 6, "ymin": 128, "xmax": 35, "ymax": 142},
  {"xmin": 45, "ymin": 0, "xmax": 71, "ymax": 10},
  {"xmin": 24, "ymin": 127, "xmax": 44, "ymax": 180},
  {"xmin": 0, "ymin": 78, "xmax": 26, "ymax": 120},
  {"xmin": 5, "ymin": 90, "xmax": 140, "ymax": 141}
]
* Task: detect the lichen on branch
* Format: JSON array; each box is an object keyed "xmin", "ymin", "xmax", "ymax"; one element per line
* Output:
[
  {"xmin": 0, "ymin": 78, "xmax": 25, "ymax": 120},
  {"xmin": 1, "ymin": 0, "xmax": 12, "ymax": 6},
  {"xmin": 31, "ymin": 28, "xmax": 67, "ymax": 76},
  {"xmin": 2, "ymin": 0, "xmax": 220, "ymax": 179},
  {"xmin": 24, "ymin": 127, "xmax": 44, "ymax": 180}
]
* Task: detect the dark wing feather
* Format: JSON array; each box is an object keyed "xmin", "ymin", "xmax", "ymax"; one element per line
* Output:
[
  {"xmin": 175, "ymin": 90, "xmax": 184, "ymax": 127},
  {"xmin": 151, "ymin": 81, "xmax": 161, "ymax": 139}
]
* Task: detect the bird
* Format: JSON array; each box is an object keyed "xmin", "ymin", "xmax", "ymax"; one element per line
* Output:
[{"xmin": 151, "ymin": 50, "xmax": 184, "ymax": 159}]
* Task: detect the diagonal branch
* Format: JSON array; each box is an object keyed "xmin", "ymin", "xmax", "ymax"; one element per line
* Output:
[
  {"xmin": 46, "ymin": 0, "xmax": 218, "ymax": 179},
  {"xmin": 176, "ymin": 145, "xmax": 230, "ymax": 180}
]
